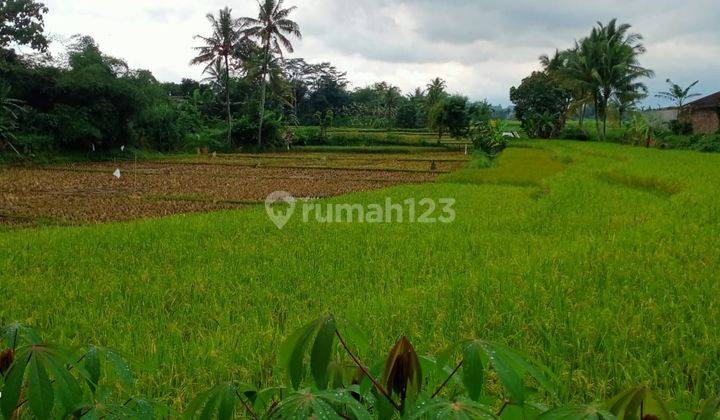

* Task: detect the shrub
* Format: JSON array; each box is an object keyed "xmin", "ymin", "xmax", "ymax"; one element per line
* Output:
[
  {"xmin": 191, "ymin": 315, "xmax": 720, "ymax": 419},
  {"xmin": 559, "ymin": 127, "xmax": 591, "ymax": 141},
  {"xmin": 134, "ymin": 103, "xmax": 183, "ymax": 151},
  {"xmin": 231, "ymin": 113, "xmax": 285, "ymax": 149},
  {"xmin": 12, "ymin": 133, "xmax": 54, "ymax": 154},
  {"xmin": 184, "ymin": 124, "xmax": 227, "ymax": 152},
  {"xmin": 659, "ymin": 134, "xmax": 696, "ymax": 150},
  {"xmin": 623, "ymin": 115, "xmax": 652, "ymax": 147},
  {"xmin": 691, "ymin": 134, "xmax": 720, "ymax": 153},
  {"xmin": 470, "ymin": 120, "xmax": 508, "ymax": 156},
  {"xmin": 0, "ymin": 323, "xmax": 161, "ymax": 419},
  {"xmin": 292, "ymin": 126, "xmax": 324, "ymax": 145},
  {"xmin": 668, "ymin": 119, "xmax": 693, "ymax": 135}
]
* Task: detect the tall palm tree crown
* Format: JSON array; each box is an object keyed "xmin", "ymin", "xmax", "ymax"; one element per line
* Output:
[
  {"xmin": 191, "ymin": 7, "xmax": 243, "ymax": 145},
  {"xmin": 548, "ymin": 19, "xmax": 653, "ymax": 138},
  {"xmin": 426, "ymin": 78, "xmax": 447, "ymax": 108},
  {"xmin": 240, "ymin": 0, "xmax": 301, "ymax": 147}
]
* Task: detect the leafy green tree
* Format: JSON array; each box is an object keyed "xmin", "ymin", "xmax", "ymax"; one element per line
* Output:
[
  {"xmin": 240, "ymin": 0, "xmax": 302, "ymax": 147},
  {"xmin": 510, "ymin": 71, "xmax": 571, "ymax": 138},
  {"xmin": 429, "ymin": 95, "xmax": 469, "ymax": 140},
  {"xmin": 467, "ymin": 100, "xmax": 493, "ymax": 123},
  {"xmin": 51, "ymin": 37, "xmax": 141, "ymax": 150},
  {"xmin": 396, "ymin": 99, "xmax": 418, "ymax": 128},
  {"xmin": 443, "ymin": 95, "xmax": 470, "ymax": 138},
  {"xmin": 0, "ymin": 0, "xmax": 49, "ymax": 53},
  {"xmin": 283, "ymin": 59, "xmax": 349, "ymax": 125},
  {"xmin": 191, "ymin": 7, "xmax": 243, "ymax": 146},
  {"xmin": 378, "ymin": 82, "xmax": 402, "ymax": 128},
  {"xmin": 656, "ymin": 79, "xmax": 701, "ymax": 110},
  {"xmin": 408, "ymin": 87, "xmax": 427, "ymax": 127},
  {"xmin": 345, "ymin": 82, "xmax": 402, "ymax": 129}
]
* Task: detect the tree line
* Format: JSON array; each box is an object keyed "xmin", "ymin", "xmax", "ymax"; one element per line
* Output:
[
  {"xmin": 510, "ymin": 19, "xmax": 654, "ymax": 139},
  {"xmin": 0, "ymin": 0, "xmax": 511, "ymax": 157}
]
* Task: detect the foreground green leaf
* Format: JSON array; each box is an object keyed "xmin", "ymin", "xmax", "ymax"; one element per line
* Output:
[
  {"xmin": 27, "ymin": 351, "xmax": 54, "ymax": 419},
  {"xmin": 311, "ymin": 316, "xmax": 336, "ymax": 389}
]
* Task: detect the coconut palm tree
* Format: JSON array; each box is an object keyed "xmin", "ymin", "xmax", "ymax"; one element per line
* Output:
[
  {"xmin": 614, "ymin": 81, "xmax": 648, "ymax": 123},
  {"xmin": 559, "ymin": 20, "xmax": 652, "ymax": 139},
  {"xmin": 589, "ymin": 19, "xmax": 653, "ymax": 138},
  {"xmin": 554, "ymin": 41, "xmax": 601, "ymax": 131},
  {"xmin": 656, "ymin": 79, "xmax": 701, "ymax": 110},
  {"xmin": 192, "ymin": 7, "xmax": 243, "ymax": 146},
  {"xmin": 200, "ymin": 59, "xmax": 228, "ymax": 92},
  {"xmin": 240, "ymin": 0, "xmax": 301, "ymax": 147},
  {"xmin": 541, "ymin": 48, "xmax": 593, "ymax": 128},
  {"xmin": 425, "ymin": 78, "xmax": 447, "ymax": 108}
]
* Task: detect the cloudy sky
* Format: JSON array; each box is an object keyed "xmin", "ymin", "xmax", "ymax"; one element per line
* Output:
[{"xmin": 42, "ymin": 0, "xmax": 720, "ymax": 106}]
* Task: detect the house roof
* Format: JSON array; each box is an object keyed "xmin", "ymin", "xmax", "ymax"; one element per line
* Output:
[{"xmin": 687, "ymin": 92, "xmax": 720, "ymax": 109}]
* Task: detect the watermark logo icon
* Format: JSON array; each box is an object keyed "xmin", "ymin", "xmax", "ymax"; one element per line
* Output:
[{"xmin": 265, "ymin": 191, "xmax": 296, "ymax": 229}]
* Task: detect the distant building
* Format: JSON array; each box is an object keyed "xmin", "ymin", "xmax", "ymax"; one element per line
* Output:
[{"xmin": 684, "ymin": 92, "xmax": 720, "ymax": 134}]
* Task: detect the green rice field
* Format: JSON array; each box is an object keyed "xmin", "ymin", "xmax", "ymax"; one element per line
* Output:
[{"xmin": 1, "ymin": 140, "xmax": 719, "ymax": 409}]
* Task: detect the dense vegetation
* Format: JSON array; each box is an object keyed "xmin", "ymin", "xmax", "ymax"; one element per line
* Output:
[
  {"xmin": 0, "ymin": 0, "xmax": 511, "ymax": 159},
  {"xmin": 1, "ymin": 1, "xmax": 716, "ymax": 159}
]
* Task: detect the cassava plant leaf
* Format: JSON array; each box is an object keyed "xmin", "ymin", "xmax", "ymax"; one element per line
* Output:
[
  {"xmin": 1, "ymin": 323, "xmax": 42, "ymax": 349},
  {"xmin": 606, "ymin": 387, "xmax": 671, "ymax": 420},
  {"xmin": 40, "ymin": 345, "xmax": 83, "ymax": 414},
  {"xmin": 462, "ymin": 340, "xmax": 487, "ymax": 401},
  {"xmin": 0, "ymin": 347, "xmax": 29, "ymax": 419},
  {"xmin": 310, "ymin": 316, "xmax": 336, "ymax": 389},
  {"xmin": 279, "ymin": 317, "xmax": 324, "ymax": 389},
  {"xmin": 188, "ymin": 383, "xmax": 239, "ymax": 420},
  {"xmin": 335, "ymin": 317, "xmax": 370, "ymax": 355},
  {"xmin": 84, "ymin": 345, "xmax": 102, "ymax": 394},
  {"xmin": 27, "ymin": 350, "xmax": 54, "ymax": 419},
  {"xmin": 697, "ymin": 398, "xmax": 720, "ymax": 420},
  {"xmin": 492, "ymin": 343, "xmax": 558, "ymax": 398},
  {"xmin": 408, "ymin": 397, "xmax": 496, "ymax": 419},
  {"xmin": 538, "ymin": 405, "xmax": 617, "ymax": 420},
  {"xmin": 268, "ymin": 389, "xmax": 370, "ymax": 420},
  {"xmin": 105, "ymin": 349, "xmax": 135, "ymax": 388}
]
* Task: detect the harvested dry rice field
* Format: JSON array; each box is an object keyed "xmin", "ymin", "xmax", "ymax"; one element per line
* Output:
[{"xmin": 0, "ymin": 150, "xmax": 466, "ymax": 226}]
